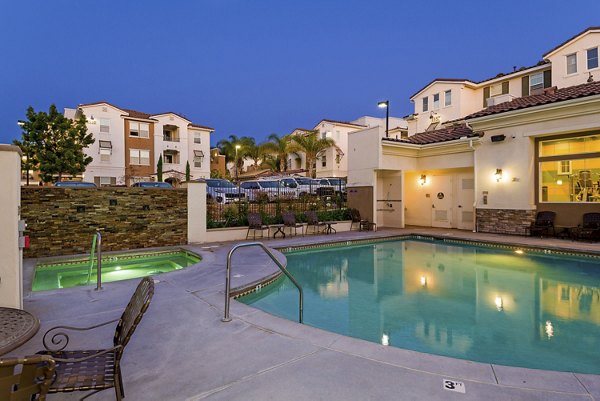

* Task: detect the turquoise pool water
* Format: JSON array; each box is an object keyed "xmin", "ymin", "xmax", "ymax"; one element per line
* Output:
[
  {"xmin": 240, "ymin": 239, "xmax": 600, "ymax": 374},
  {"xmin": 33, "ymin": 250, "xmax": 200, "ymax": 291}
]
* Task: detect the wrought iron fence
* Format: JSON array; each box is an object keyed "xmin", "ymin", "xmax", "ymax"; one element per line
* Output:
[{"xmin": 207, "ymin": 179, "xmax": 348, "ymax": 228}]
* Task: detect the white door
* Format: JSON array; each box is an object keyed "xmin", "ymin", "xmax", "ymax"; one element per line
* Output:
[
  {"xmin": 431, "ymin": 175, "xmax": 453, "ymax": 228},
  {"xmin": 457, "ymin": 174, "xmax": 475, "ymax": 230}
]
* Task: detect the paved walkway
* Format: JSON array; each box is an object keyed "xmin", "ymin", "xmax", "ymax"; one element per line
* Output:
[{"xmin": 9, "ymin": 228, "xmax": 600, "ymax": 400}]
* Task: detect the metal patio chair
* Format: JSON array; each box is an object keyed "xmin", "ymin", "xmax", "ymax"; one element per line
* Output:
[
  {"xmin": 0, "ymin": 355, "xmax": 55, "ymax": 401},
  {"xmin": 529, "ymin": 211, "xmax": 556, "ymax": 237},
  {"xmin": 282, "ymin": 212, "xmax": 304, "ymax": 237},
  {"xmin": 38, "ymin": 276, "xmax": 155, "ymax": 401},
  {"xmin": 305, "ymin": 211, "xmax": 327, "ymax": 235},
  {"xmin": 576, "ymin": 212, "xmax": 600, "ymax": 242},
  {"xmin": 246, "ymin": 212, "xmax": 269, "ymax": 240},
  {"xmin": 349, "ymin": 208, "xmax": 377, "ymax": 232}
]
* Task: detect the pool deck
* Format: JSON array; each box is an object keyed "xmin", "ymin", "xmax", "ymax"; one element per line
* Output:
[{"xmin": 10, "ymin": 227, "xmax": 600, "ymax": 400}]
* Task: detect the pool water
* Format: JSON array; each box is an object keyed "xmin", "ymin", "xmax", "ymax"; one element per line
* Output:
[
  {"xmin": 240, "ymin": 239, "xmax": 600, "ymax": 374},
  {"xmin": 33, "ymin": 250, "xmax": 200, "ymax": 291}
]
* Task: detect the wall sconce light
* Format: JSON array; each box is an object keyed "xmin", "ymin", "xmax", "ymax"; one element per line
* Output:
[
  {"xmin": 494, "ymin": 168, "xmax": 503, "ymax": 182},
  {"xmin": 420, "ymin": 276, "xmax": 427, "ymax": 287},
  {"xmin": 556, "ymin": 179, "xmax": 563, "ymax": 185},
  {"xmin": 495, "ymin": 296, "xmax": 503, "ymax": 311},
  {"xmin": 419, "ymin": 174, "xmax": 427, "ymax": 186}
]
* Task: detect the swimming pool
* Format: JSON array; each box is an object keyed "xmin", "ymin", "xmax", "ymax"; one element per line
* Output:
[
  {"xmin": 240, "ymin": 238, "xmax": 600, "ymax": 374},
  {"xmin": 33, "ymin": 250, "xmax": 200, "ymax": 291}
]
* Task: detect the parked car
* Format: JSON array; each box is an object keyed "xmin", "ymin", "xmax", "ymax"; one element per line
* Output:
[
  {"xmin": 240, "ymin": 180, "xmax": 281, "ymax": 202},
  {"xmin": 54, "ymin": 181, "xmax": 97, "ymax": 187},
  {"xmin": 318, "ymin": 178, "xmax": 346, "ymax": 195},
  {"xmin": 132, "ymin": 182, "xmax": 173, "ymax": 188},
  {"xmin": 206, "ymin": 179, "xmax": 245, "ymax": 204}
]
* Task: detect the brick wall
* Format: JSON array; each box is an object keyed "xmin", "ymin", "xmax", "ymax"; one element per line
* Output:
[
  {"xmin": 476, "ymin": 209, "xmax": 536, "ymax": 235},
  {"xmin": 22, "ymin": 187, "xmax": 187, "ymax": 258}
]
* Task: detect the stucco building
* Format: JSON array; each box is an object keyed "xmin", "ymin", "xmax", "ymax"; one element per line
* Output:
[
  {"xmin": 347, "ymin": 26, "xmax": 600, "ymax": 234},
  {"xmin": 65, "ymin": 102, "xmax": 213, "ymax": 186}
]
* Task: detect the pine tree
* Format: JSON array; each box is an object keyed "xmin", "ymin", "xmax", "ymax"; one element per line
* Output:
[
  {"xmin": 157, "ymin": 155, "xmax": 163, "ymax": 182},
  {"xmin": 185, "ymin": 160, "xmax": 191, "ymax": 182},
  {"xmin": 16, "ymin": 105, "xmax": 94, "ymax": 182}
]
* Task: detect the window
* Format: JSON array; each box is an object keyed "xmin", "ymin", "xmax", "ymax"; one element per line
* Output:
[
  {"xmin": 130, "ymin": 149, "xmax": 150, "ymax": 165},
  {"xmin": 194, "ymin": 133, "xmax": 202, "ymax": 144},
  {"xmin": 422, "ymin": 97, "xmax": 429, "ymax": 112},
  {"xmin": 99, "ymin": 119, "xmax": 110, "ymax": 133},
  {"xmin": 490, "ymin": 83, "xmax": 503, "ymax": 97},
  {"xmin": 322, "ymin": 155, "xmax": 327, "ymax": 167},
  {"xmin": 100, "ymin": 148, "xmax": 111, "ymax": 162},
  {"xmin": 99, "ymin": 140, "xmax": 112, "ymax": 162},
  {"xmin": 566, "ymin": 53, "xmax": 577, "ymax": 75},
  {"xmin": 194, "ymin": 150, "xmax": 204, "ymax": 168},
  {"xmin": 588, "ymin": 47, "xmax": 599, "ymax": 70},
  {"xmin": 530, "ymin": 72, "xmax": 544, "ymax": 92},
  {"xmin": 163, "ymin": 153, "xmax": 174, "ymax": 164},
  {"xmin": 433, "ymin": 93, "xmax": 440, "ymax": 109},
  {"xmin": 444, "ymin": 90, "xmax": 451, "ymax": 106},
  {"xmin": 130, "ymin": 122, "xmax": 149, "ymax": 138},
  {"xmin": 538, "ymin": 134, "xmax": 600, "ymax": 203},
  {"xmin": 94, "ymin": 176, "xmax": 116, "ymax": 186}
]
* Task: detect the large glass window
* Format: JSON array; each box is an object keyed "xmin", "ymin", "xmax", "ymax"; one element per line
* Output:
[
  {"xmin": 530, "ymin": 72, "xmax": 544, "ymax": 91},
  {"xmin": 588, "ymin": 47, "xmax": 599, "ymax": 70},
  {"xmin": 130, "ymin": 122, "xmax": 149, "ymax": 138},
  {"xmin": 539, "ymin": 134, "xmax": 600, "ymax": 203},
  {"xmin": 130, "ymin": 149, "xmax": 150, "ymax": 165},
  {"xmin": 99, "ymin": 118, "xmax": 110, "ymax": 133}
]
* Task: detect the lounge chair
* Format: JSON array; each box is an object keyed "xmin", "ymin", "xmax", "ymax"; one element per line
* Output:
[
  {"xmin": 246, "ymin": 212, "xmax": 269, "ymax": 239},
  {"xmin": 305, "ymin": 210, "xmax": 327, "ymax": 235},
  {"xmin": 576, "ymin": 212, "xmax": 600, "ymax": 241},
  {"xmin": 282, "ymin": 211, "xmax": 304, "ymax": 237},
  {"xmin": 0, "ymin": 355, "xmax": 55, "ymax": 401},
  {"xmin": 38, "ymin": 276, "xmax": 154, "ymax": 401},
  {"xmin": 350, "ymin": 208, "xmax": 377, "ymax": 232},
  {"xmin": 529, "ymin": 211, "xmax": 556, "ymax": 237}
]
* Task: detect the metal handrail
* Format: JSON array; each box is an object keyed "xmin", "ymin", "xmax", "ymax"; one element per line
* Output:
[
  {"xmin": 222, "ymin": 242, "xmax": 303, "ymax": 323},
  {"xmin": 95, "ymin": 232, "xmax": 102, "ymax": 291}
]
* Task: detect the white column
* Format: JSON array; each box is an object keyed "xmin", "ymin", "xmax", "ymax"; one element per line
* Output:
[
  {"xmin": 0, "ymin": 145, "xmax": 23, "ymax": 308},
  {"xmin": 187, "ymin": 180, "xmax": 207, "ymax": 244}
]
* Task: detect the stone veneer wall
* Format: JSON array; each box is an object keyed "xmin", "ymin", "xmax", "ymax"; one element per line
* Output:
[
  {"xmin": 22, "ymin": 187, "xmax": 187, "ymax": 258},
  {"xmin": 476, "ymin": 209, "xmax": 536, "ymax": 235}
]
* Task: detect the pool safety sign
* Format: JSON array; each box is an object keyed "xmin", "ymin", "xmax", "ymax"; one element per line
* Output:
[{"xmin": 443, "ymin": 379, "xmax": 465, "ymax": 393}]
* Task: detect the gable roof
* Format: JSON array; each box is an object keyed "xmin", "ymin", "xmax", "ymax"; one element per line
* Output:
[
  {"xmin": 383, "ymin": 123, "xmax": 480, "ymax": 145},
  {"xmin": 313, "ymin": 119, "xmax": 366, "ymax": 129},
  {"xmin": 543, "ymin": 26, "xmax": 600, "ymax": 58},
  {"xmin": 466, "ymin": 81, "xmax": 600, "ymax": 119},
  {"xmin": 410, "ymin": 79, "xmax": 475, "ymax": 99}
]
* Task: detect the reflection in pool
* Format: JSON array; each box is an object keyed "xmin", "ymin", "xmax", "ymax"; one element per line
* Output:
[{"xmin": 240, "ymin": 239, "xmax": 600, "ymax": 374}]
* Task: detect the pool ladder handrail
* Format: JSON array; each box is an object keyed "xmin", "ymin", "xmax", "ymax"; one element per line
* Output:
[
  {"xmin": 95, "ymin": 231, "xmax": 102, "ymax": 291},
  {"xmin": 222, "ymin": 242, "xmax": 303, "ymax": 324}
]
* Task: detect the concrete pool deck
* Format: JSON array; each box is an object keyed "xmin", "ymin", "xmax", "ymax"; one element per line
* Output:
[{"xmin": 9, "ymin": 227, "xmax": 600, "ymax": 400}]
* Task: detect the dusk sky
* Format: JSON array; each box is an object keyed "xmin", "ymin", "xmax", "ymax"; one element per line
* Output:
[{"xmin": 1, "ymin": 1, "xmax": 599, "ymax": 147}]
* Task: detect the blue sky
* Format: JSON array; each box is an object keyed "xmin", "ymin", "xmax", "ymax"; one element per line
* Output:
[{"xmin": 1, "ymin": 1, "xmax": 598, "ymax": 146}]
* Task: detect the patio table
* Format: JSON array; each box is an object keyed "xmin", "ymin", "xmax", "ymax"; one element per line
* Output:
[
  {"xmin": 323, "ymin": 221, "xmax": 337, "ymax": 234},
  {"xmin": 0, "ymin": 307, "xmax": 40, "ymax": 356}
]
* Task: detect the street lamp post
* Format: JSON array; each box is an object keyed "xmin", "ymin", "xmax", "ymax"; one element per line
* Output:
[
  {"xmin": 234, "ymin": 144, "xmax": 241, "ymax": 183},
  {"xmin": 377, "ymin": 100, "xmax": 390, "ymax": 137}
]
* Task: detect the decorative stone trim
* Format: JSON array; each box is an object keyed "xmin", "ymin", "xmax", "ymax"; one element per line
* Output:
[{"xmin": 476, "ymin": 208, "xmax": 536, "ymax": 235}]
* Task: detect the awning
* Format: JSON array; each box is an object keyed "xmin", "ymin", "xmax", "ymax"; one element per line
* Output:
[
  {"xmin": 99, "ymin": 140, "xmax": 112, "ymax": 149},
  {"xmin": 194, "ymin": 150, "xmax": 204, "ymax": 158}
]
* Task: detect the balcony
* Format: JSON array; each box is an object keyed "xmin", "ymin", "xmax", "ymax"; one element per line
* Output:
[{"xmin": 163, "ymin": 134, "xmax": 180, "ymax": 142}]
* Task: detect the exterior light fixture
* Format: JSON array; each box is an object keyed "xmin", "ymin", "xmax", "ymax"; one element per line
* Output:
[
  {"xmin": 419, "ymin": 174, "xmax": 427, "ymax": 186},
  {"xmin": 545, "ymin": 320, "xmax": 554, "ymax": 338},
  {"xmin": 495, "ymin": 296, "xmax": 503, "ymax": 311},
  {"xmin": 377, "ymin": 100, "xmax": 390, "ymax": 137},
  {"xmin": 514, "ymin": 249, "xmax": 524, "ymax": 255},
  {"xmin": 381, "ymin": 333, "xmax": 390, "ymax": 346},
  {"xmin": 17, "ymin": 120, "xmax": 25, "ymax": 127},
  {"xmin": 556, "ymin": 179, "xmax": 563, "ymax": 185},
  {"xmin": 420, "ymin": 276, "xmax": 427, "ymax": 287},
  {"xmin": 494, "ymin": 168, "xmax": 503, "ymax": 182}
]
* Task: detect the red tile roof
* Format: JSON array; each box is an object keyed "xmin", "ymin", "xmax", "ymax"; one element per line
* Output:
[
  {"xmin": 122, "ymin": 108, "xmax": 153, "ymax": 120},
  {"xmin": 467, "ymin": 81, "xmax": 600, "ymax": 119},
  {"xmin": 382, "ymin": 123, "xmax": 480, "ymax": 145}
]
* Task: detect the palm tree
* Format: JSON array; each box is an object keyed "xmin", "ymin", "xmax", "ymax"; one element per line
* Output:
[
  {"xmin": 261, "ymin": 133, "xmax": 291, "ymax": 172},
  {"xmin": 288, "ymin": 130, "xmax": 335, "ymax": 178},
  {"xmin": 245, "ymin": 140, "xmax": 267, "ymax": 169},
  {"xmin": 216, "ymin": 135, "xmax": 254, "ymax": 174}
]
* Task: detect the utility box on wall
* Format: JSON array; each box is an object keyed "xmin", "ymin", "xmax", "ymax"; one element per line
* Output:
[{"xmin": 347, "ymin": 186, "xmax": 374, "ymax": 223}]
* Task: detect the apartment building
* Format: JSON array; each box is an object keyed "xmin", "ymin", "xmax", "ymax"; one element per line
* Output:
[
  {"xmin": 347, "ymin": 26, "xmax": 600, "ymax": 233},
  {"xmin": 65, "ymin": 102, "xmax": 213, "ymax": 186}
]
